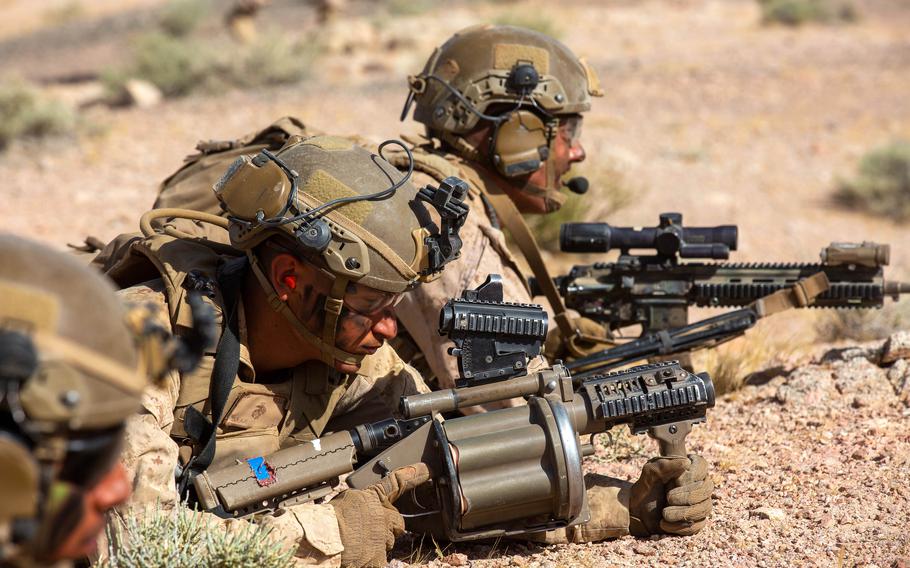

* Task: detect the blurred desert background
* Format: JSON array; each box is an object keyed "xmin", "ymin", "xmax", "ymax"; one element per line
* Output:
[{"xmin": 1, "ymin": 0, "xmax": 908, "ymax": 566}]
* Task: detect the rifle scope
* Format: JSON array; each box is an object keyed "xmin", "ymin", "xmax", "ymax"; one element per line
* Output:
[{"xmin": 560, "ymin": 212, "xmax": 738, "ymax": 259}]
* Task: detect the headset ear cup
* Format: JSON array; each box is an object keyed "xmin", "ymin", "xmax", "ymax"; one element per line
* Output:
[
  {"xmin": 0, "ymin": 435, "xmax": 40, "ymax": 522},
  {"xmin": 491, "ymin": 111, "xmax": 550, "ymax": 177}
]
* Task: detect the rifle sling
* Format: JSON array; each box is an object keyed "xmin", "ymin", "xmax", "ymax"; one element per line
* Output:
[
  {"xmin": 463, "ymin": 166, "xmax": 577, "ymax": 341},
  {"xmin": 751, "ymin": 272, "xmax": 830, "ymax": 318}
]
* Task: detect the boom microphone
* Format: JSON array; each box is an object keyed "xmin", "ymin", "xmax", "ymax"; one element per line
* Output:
[{"xmin": 564, "ymin": 177, "xmax": 589, "ymax": 195}]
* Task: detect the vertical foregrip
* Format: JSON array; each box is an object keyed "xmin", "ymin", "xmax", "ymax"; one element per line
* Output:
[{"xmin": 569, "ymin": 362, "xmax": 715, "ymax": 449}]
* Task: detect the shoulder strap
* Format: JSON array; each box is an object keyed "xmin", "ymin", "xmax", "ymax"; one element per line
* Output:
[
  {"xmin": 464, "ymin": 165, "xmax": 611, "ymax": 355},
  {"xmin": 181, "ymin": 259, "xmax": 245, "ymax": 482}
]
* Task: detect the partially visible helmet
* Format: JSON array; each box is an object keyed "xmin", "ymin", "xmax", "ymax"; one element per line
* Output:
[
  {"xmin": 405, "ymin": 24, "xmax": 602, "ymax": 136},
  {"xmin": 211, "ymin": 135, "xmax": 470, "ymax": 367},
  {"xmin": 402, "ymin": 26, "xmax": 600, "ymax": 183},
  {"xmin": 0, "ymin": 235, "xmax": 146, "ymax": 561}
]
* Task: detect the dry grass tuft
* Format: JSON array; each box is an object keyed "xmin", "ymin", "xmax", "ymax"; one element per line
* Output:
[
  {"xmin": 758, "ymin": 0, "xmax": 858, "ymax": 26},
  {"xmin": 98, "ymin": 505, "xmax": 292, "ymax": 568},
  {"xmin": 0, "ymin": 80, "xmax": 75, "ymax": 149},
  {"xmin": 493, "ymin": 12, "xmax": 563, "ymax": 39},
  {"xmin": 815, "ymin": 303, "xmax": 910, "ymax": 343},
  {"xmin": 105, "ymin": 31, "xmax": 314, "ymax": 100},
  {"xmin": 834, "ymin": 140, "xmax": 910, "ymax": 222},
  {"xmin": 694, "ymin": 326, "xmax": 800, "ymax": 395},
  {"xmin": 159, "ymin": 0, "xmax": 211, "ymax": 37}
]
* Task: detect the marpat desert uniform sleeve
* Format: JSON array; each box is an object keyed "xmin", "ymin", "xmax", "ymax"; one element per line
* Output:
[
  {"xmin": 395, "ymin": 171, "xmax": 534, "ymax": 391},
  {"xmin": 117, "ymin": 284, "xmax": 347, "ymax": 566}
]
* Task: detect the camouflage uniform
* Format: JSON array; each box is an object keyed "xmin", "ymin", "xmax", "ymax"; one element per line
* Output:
[
  {"xmin": 113, "ymin": 235, "xmax": 428, "ymax": 566},
  {"xmin": 390, "ymin": 150, "xmax": 539, "ymax": 388}
]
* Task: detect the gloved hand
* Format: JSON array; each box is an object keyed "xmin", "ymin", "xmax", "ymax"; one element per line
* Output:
[
  {"xmin": 330, "ymin": 463, "xmax": 430, "ymax": 567},
  {"xmin": 544, "ymin": 316, "xmax": 612, "ymax": 360},
  {"xmin": 629, "ymin": 454, "xmax": 713, "ymax": 537}
]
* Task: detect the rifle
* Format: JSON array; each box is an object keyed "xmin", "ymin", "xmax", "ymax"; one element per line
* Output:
[
  {"xmin": 536, "ymin": 212, "xmax": 908, "ymax": 333},
  {"xmin": 193, "ymin": 275, "xmax": 715, "ymax": 543},
  {"xmin": 529, "ymin": 213, "xmax": 909, "ymax": 375}
]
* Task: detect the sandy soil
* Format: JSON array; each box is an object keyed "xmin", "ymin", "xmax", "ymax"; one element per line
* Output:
[{"xmin": 1, "ymin": 1, "xmax": 909, "ymax": 566}]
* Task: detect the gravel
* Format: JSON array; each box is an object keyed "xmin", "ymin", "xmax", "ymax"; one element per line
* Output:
[{"xmin": 391, "ymin": 333, "xmax": 910, "ymax": 567}]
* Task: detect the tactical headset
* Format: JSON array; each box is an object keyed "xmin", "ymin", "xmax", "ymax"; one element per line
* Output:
[{"xmin": 403, "ymin": 62, "xmax": 558, "ymax": 180}]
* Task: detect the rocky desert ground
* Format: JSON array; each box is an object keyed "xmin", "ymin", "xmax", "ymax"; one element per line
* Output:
[{"xmin": 1, "ymin": 0, "xmax": 908, "ymax": 566}]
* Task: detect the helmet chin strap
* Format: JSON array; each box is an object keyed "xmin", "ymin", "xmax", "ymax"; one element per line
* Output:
[{"xmin": 247, "ymin": 253, "xmax": 365, "ymax": 368}]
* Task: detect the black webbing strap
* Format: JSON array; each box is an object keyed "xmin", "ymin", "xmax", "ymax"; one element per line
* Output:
[{"xmin": 182, "ymin": 260, "xmax": 245, "ymax": 480}]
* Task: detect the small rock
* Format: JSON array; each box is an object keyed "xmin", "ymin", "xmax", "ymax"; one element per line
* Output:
[
  {"xmin": 442, "ymin": 552, "xmax": 468, "ymax": 566},
  {"xmin": 887, "ymin": 359, "xmax": 910, "ymax": 400},
  {"xmin": 123, "ymin": 79, "xmax": 162, "ymax": 108},
  {"xmin": 633, "ymin": 543, "xmax": 656, "ymax": 556},
  {"xmin": 882, "ymin": 331, "xmax": 910, "ymax": 365},
  {"xmin": 821, "ymin": 345, "xmax": 880, "ymax": 364},
  {"xmin": 751, "ymin": 507, "xmax": 787, "ymax": 522}
]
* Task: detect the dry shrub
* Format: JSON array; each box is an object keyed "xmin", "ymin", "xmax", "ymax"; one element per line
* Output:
[
  {"xmin": 106, "ymin": 31, "xmax": 313, "ymax": 99},
  {"xmin": 525, "ymin": 162, "xmax": 636, "ymax": 251},
  {"xmin": 227, "ymin": 33, "xmax": 317, "ymax": 88},
  {"xmin": 815, "ymin": 303, "xmax": 910, "ymax": 342},
  {"xmin": 385, "ymin": 0, "xmax": 435, "ymax": 16},
  {"xmin": 758, "ymin": 0, "xmax": 858, "ymax": 26},
  {"xmin": 119, "ymin": 32, "xmax": 220, "ymax": 97},
  {"xmin": 159, "ymin": 0, "xmax": 211, "ymax": 38},
  {"xmin": 42, "ymin": 1, "xmax": 86, "ymax": 25},
  {"xmin": 694, "ymin": 327, "xmax": 794, "ymax": 395},
  {"xmin": 99, "ymin": 505, "xmax": 292, "ymax": 568},
  {"xmin": 0, "ymin": 80, "xmax": 75, "ymax": 149},
  {"xmin": 834, "ymin": 140, "xmax": 910, "ymax": 222},
  {"xmin": 493, "ymin": 12, "xmax": 563, "ymax": 39}
]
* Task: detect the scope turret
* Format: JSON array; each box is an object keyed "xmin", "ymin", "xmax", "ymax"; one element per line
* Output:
[{"xmin": 560, "ymin": 212, "xmax": 738, "ymax": 260}]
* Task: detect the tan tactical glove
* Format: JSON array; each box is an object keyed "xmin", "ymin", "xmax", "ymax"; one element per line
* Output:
[
  {"xmin": 330, "ymin": 463, "xmax": 430, "ymax": 568},
  {"xmin": 629, "ymin": 454, "xmax": 713, "ymax": 537},
  {"xmin": 544, "ymin": 316, "xmax": 613, "ymax": 360}
]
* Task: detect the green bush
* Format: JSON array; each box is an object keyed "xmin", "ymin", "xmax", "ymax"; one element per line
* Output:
[
  {"xmin": 0, "ymin": 80, "xmax": 75, "ymax": 149},
  {"xmin": 758, "ymin": 0, "xmax": 858, "ymax": 26},
  {"xmin": 159, "ymin": 0, "xmax": 211, "ymax": 37},
  {"xmin": 99, "ymin": 506, "xmax": 292, "ymax": 568},
  {"xmin": 834, "ymin": 140, "xmax": 910, "ymax": 222}
]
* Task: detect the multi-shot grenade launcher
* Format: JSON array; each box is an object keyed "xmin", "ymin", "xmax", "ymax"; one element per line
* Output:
[{"xmin": 192, "ymin": 275, "xmax": 715, "ymax": 542}]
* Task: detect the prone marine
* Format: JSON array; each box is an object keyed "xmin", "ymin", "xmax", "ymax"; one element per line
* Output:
[{"xmin": 91, "ymin": 134, "xmax": 713, "ymax": 566}]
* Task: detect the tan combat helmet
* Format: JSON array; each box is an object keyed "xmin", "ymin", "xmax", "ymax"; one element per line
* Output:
[
  {"xmin": 402, "ymin": 24, "xmax": 602, "ymax": 181},
  {"xmin": 209, "ymin": 135, "xmax": 470, "ymax": 367},
  {"xmin": 0, "ymin": 235, "xmax": 145, "ymax": 560}
]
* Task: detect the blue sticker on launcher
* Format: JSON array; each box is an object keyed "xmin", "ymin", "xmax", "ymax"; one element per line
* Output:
[{"xmin": 247, "ymin": 456, "xmax": 271, "ymax": 481}]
